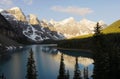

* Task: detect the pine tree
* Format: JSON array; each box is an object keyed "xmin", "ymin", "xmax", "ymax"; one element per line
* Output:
[
  {"xmin": 73, "ymin": 57, "xmax": 81, "ymax": 79},
  {"xmin": 57, "ymin": 53, "xmax": 69, "ymax": 79},
  {"xmin": 66, "ymin": 70, "xmax": 70, "ymax": 79},
  {"xmin": 26, "ymin": 49, "xmax": 37, "ymax": 79},
  {"xmin": 84, "ymin": 67, "xmax": 89, "ymax": 79},
  {"xmin": 94, "ymin": 22, "xmax": 102, "ymax": 35},
  {"xmin": 93, "ymin": 22, "xmax": 104, "ymax": 48}
]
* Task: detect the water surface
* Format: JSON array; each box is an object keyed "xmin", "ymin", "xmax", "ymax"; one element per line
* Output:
[{"xmin": 0, "ymin": 45, "xmax": 94, "ymax": 79}]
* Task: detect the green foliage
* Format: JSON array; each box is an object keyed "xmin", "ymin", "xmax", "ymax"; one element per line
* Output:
[
  {"xmin": 92, "ymin": 33, "xmax": 120, "ymax": 79},
  {"xmin": 70, "ymin": 20, "xmax": 120, "ymax": 39},
  {"xmin": 70, "ymin": 34, "xmax": 93, "ymax": 39},
  {"xmin": 26, "ymin": 49, "xmax": 37, "ymax": 79},
  {"xmin": 58, "ymin": 37, "xmax": 93, "ymax": 50},
  {"xmin": 94, "ymin": 22, "xmax": 102, "ymax": 35},
  {"xmin": 102, "ymin": 20, "xmax": 120, "ymax": 33},
  {"xmin": 57, "ymin": 20, "xmax": 120, "ymax": 79}
]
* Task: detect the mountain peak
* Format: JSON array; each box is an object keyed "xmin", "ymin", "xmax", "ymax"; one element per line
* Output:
[
  {"xmin": 49, "ymin": 19, "xmax": 56, "ymax": 24},
  {"xmin": 0, "ymin": 9, "xmax": 3, "ymax": 12},
  {"xmin": 61, "ymin": 17, "xmax": 75, "ymax": 24},
  {"xmin": 8, "ymin": 7, "xmax": 26, "ymax": 21},
  {"xmin": 64, "ymin": 17, "xmax": 75, "ymax": 21},
  {"xmin": 80, "ymin": 18, "xmax": 96, "ymax": 25},
  {"xmin": 29, "ymin": 14, "xmax": 37, "ymax": 19},
  {"xmin": 28, "ymin": 14, "xmax": 39, "ymax": 25},
  {"xmin": 10, "ymin": 7, "xmax": 21, "ymax": 11}
]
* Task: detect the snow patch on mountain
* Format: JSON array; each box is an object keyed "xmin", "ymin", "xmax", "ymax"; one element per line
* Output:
[
  {"xmin": 23, "ymin": 26, "xmax": 44, "ymax": 41},
  {"xmin": 1, "ymin": 10, "xmax": 44, "ymax": 42},
  {"xmin": 0, "ymin": 9, "xmax": 3, "ymax": 12},
  {"xmin": 79, "ymin": 19, "xmax": 96, "ymax": 31},
  {"xmin": 28, "ymin": 14, "xmax": 39, "ymax": 25},
  {"xmin": 10, "ymin": 7, "xmax": 21, "ymax": 11},
  {"xmin": 8, "ymin": 7, "xmax": 26, "ymax": 21},
  {"xmin": 41, "ymin": 17, "xmax": 107, "ymax": 38},
  {"xmin": 60, "ymin": 17, "xmax": 75, "ymax": 25},
  {"xmin": 0, "ymin": 7, "xmax": 65, "ymax": 43},
  {"xmin": 0, "ymin": 7, "xmax": 106, "ymax": 40},
  {"xmin": 1, "ymin": 10, "xmax": 18, "ymax": 21}
]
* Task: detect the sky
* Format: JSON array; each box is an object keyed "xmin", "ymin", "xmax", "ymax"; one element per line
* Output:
[{"xmin": 0, "ymin": 0, "xmax": 120, "ymax": 24}]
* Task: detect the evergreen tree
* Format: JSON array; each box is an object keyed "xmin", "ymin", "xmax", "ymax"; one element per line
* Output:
[
  {"xmin": 26, "ymin": 49, "xmax": 37, "ymax": 79},
  {"xmin": 57, "ymin": 53, "xmax": 69, "ymax": 79},
  {"xmin": 94, "ymin": 22, "xmax": 102, "ymax": 35},
  {"xmin": 73, "ymin": 57, "xmax": 81, "ymax": 79},
  {"xmin": 84, "ymin": 67, "xmax": 89, "ymax": 79},
  {"xmin": 66, "ymin": 70, "xmax": 70, "ymax": 79}
]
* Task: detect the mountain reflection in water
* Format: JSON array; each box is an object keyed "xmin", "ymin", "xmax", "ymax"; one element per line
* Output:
[
  {"xmin": 0, "ymin": 45, "xmax": 94, "ymax": 79},
  {"xmin": 40, "ymin": 45, "xmax": 94, "ymax": 79}
]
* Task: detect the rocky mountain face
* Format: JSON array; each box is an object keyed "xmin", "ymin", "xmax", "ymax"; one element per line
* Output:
[
  {"xmin": 40, "ymin": 17, "xmax": 107, "ymax": 38},
  {"xmin": 0, "ymin": 13, "xmax": 22, "ymax": 52},
  {"xmin": 27, "ymin": 14, "xmax": 65, "ymax": 41},
  {"xmin": 0, "ymin": 7, "xmax": 107, "ymax": 43},
  {"xmin": 0, "ymin": 7, "xmax": 64, "ymax": 43},
  {"xmin": 29, "ymin": 14, "xmax": 40, "ymax": 25},
  {"xmin": 0, "ymin": 13, "xmax": 17, "ymax": 39},
  {"xmin": 8, "ymin": 7, "xmax": 26, "ymax": 22},
  {"xmin": 0, "ymin": 10, "xmax": 34, "ymax": 43}
]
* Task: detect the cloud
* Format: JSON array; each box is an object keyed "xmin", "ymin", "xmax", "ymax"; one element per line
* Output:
[
  {"xmin": 0, "ymin": 0, "xmax": 13, "ymax": 9},
  {"xmin": 51, "ymin": 6, "xmax": 93, "ymax": 16},
  {"xmin": 24, "ymin": 0, "xmax": 33, "ymax": 5}
]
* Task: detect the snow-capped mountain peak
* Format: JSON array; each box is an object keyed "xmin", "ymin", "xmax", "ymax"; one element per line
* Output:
[
  {"xmin": 29, "ymin": 14, "xmax": 37, "ymax": 19},
  {"xmin": 0, "ymin": 6, "xmax": 107, "ymax": 41},
  {"xmin": 40, "ymin": 17, "xmax": 107, "ymax": 38},
  {"xmin": 79, "ymin": 18, "xmax": 96, "ymax": 30},
  {"xmin": 8, "ymin": 7, "xmax": 26, "ymax": 21},
  {"xmin": 0, "ymin": 7, "xmax": 65, "ymax": 43},
  {"xmin": 80, "ymin": 18, "xmax": 95, "ymax": 24},
  {"xmin": 10, "ymin": 7, "xmax": 21, "ymax": 11},
  {"xmin": 28, "ymin": 14, "xmax": 39, "ymax": 25},
  {"xmin": 0, "ymin": 9, "xmax": 3, "ymax": 12},
  {"xmin": 42, "ymin": 19, "xmax": 48, "ymax": 23},
  {"xmin": 49, "ymin": 19, "xmax": 56, "ymax": 24},
  {"xmin": 61, "ymin": 17, "xmax": 75, "ymax": 24}
]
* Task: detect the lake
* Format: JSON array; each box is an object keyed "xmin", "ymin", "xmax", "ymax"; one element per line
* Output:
[{"xmin": 0, "ymin": 45, "xmax": 94, "ymax": 79}]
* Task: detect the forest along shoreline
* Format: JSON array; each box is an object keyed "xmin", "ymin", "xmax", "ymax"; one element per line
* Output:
[{"xmin": 55, "ymin": 47, "xmax": 92, "ymax": 53}]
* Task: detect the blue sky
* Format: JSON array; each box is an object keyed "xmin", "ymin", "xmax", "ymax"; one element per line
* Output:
[{"xmin": 0, "ymin": 0, "xmax": 120, "ymax": 24}]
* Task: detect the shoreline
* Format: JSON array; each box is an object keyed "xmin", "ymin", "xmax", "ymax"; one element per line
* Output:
[{"xmin": 55, "ymin": 47, "xmax": 92, "ymax": 53}]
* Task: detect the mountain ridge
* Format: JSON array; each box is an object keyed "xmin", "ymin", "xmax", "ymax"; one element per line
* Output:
[
  {"xmin": 0, "ymin": 7, "xmax": 107, "ymax": 40},
  {"xmin": 8, "ymin": 7, "xmax": 27, "ymax": 21},
  {"xmin": 0, "ymin": 7, "xmax": 65, "ymax": 42},
  {"xmin": 41, "ymin": 17, "xmax": 107, "ymax": 38},
  {"xmin": 102, "ymin": 20, "xmax": 120, "ymax": 33}
]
